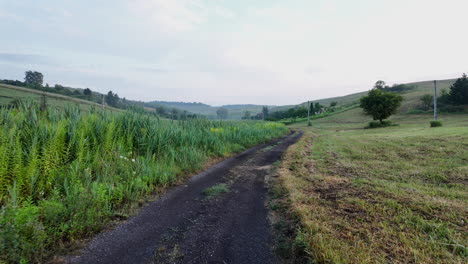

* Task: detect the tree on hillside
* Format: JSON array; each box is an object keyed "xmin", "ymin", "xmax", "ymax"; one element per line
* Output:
[
  {"xmin": 374, "ymin": 80, "xmax": 387, "ymax": 90},
  {"xmin": 54, "ymin": 84, "xmax": 65, "ymax": 91},
  {"xmin": 171, "ymin": 108, "xmax": 179, "ymax": 120},
  {"xmin": 360, "ymin": 89, "xmax": 403, "ymax": 123},
  {"xmin": 216, "ymin": 107, "xmax": 228, "ymax": 119},
  {"xmin": 448, "ymin": 73, "xmax": 468, "ymax": 105},
  {"xmin": 314, "ymin": 102, "xmax": 323, "ymax": 114},
  {"xmin": 420, "ymin": 94, "xmax": 433, "ymax": 110},
  {"xmin": 106, "ymin": 91, "xmax": 119, "ymax": 107},
  {"xmin": 156, "ymin": 105, "xmax": 167, "ymax": 116},
  {"xmin": 309, "ymin": 102, "xmax": 315, "ymax": 115},
  {"xmin": 262, "ymin": 106, "xmax": 269, "ymax": 120},
  {"xmin": 438, "ymin": 89, "xmax": 451, "ymax": 106},
  {"xmin": 330, "ymin": 101, "xmax": 338, "ymax": 108},
  {"xmin": 242, "ymin": 111, "xmax": 251, "ymax": 120},
  {"xmin": 24, "ymin": 71, "xmax": 44, "ymax": 87},
  {"xmin": 84, "ymin": 88, "xmax": 92, "ymax": 96}
]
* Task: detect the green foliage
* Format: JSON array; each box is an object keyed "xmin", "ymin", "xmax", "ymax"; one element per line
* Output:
[
  {"xmin": 448, "ymin": 73, "xmax": 468, "ymax": 105},
  {"xmin": 384, "ymin": 84, "xmax": 415, "ymax": 93},
  {"xmin": 314, "ymin": 102, "xmax": 323, "ymax": 113},
  {"xmin": 0, "ymin": 199, "xmax": 47, "ymax": 263},
  {"xmin": 242, "ymin": 110, "xmax": 251, "ymax": 120},
  {"xmin": 83, "ymin": 88, "xmax": 92, "ymax": 96},
  {"xmin": 404, "ymin": 109, "xmax": 427, "ymax": 115},
  {"xmin": 360, "ymin": 89, "xmax": 404, "ymax": 123},
  {"xmin": 430, "ymin": 120, "xmax": 442, "ymax": 127},
  {"xmin": 262, "ymin": 106, "xmax": 269, "ymax": 119},
  {"xmin": 0, "ymin": 102, "xmax": 287, "ymax": 263},
  {"xmin": 439, "ymin": 105, "xmax": 465, "ymax": 113},
  {"xmin": 105, "ymin": 91, "xmax": 119, "ymax": 107},
  {"xmin": 420, "ymin": 94, "xmax": 433, "ymax": 110},
  {"xmin": 277, "ymin": 104, "xmax": 359, "ymax": 125},
  {"xmin": 24, "ymin": 71, "xmax": 43, "ymax": 87},
  {"xmin": 216, "ymin": 107, "xmax": 228, "ymax": 119},
  {"xmin": 373, "ymin": 80, "xmax": 387, "ymax": 89}
]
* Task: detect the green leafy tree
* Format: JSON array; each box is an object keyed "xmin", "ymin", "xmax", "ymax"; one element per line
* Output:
[
  {"xmin": 330, "ymin": 101, "xmax": 338, "ymax": 107},
  {"xmin": 105, "ymin": 91, "xmax": 119, "ymax": 107},
  {"xmin": 242, "ymin": 111, "xmax": 251, "ymax": 120},
  {"xmin": 83, "ymin": 88, "xmax": 92, "ymax": 96},
  {"xmin": 309, "ymin": 102, "xmax": 315, "ymax": 115},
  {"xmin": 171, "ymin": 108, "xmax": 179, "ymax": 120},
  {"xmin": 360, "ymin": 89, "xmax": 403, "ymax": 123},
  {"xmin": 156, "ymin": 105, "xmax": 167, "ymax": 116},
  {"xmin": 374, "ymin": 80, "xmax": 386, "ymax": 90},
  {"xmin": 54, "ymin": 84, "xmax": 65, "ymax": 91},
  {"xmin": 448, "ymin": 73, "xmax": 468, "ymax": 105},
  {"xmin": 314, "ymin": 102, "xmax": 323, "ymax": 113},
  {"xmin": 262, "ymin": 106, "xmax": 269, "ymax": 120},
  {"xmin": 420, "ymin": 94, "xmax": 433, "ymax": 110},
  {"xmin": 438, "ymin": 89, "xmax": 451, "ymax": 106},
  {"xmin": 216, "ymin": 107, "xmax": 228, "ymax": 119},
  {"xmin": 24, "ymin": 71, "xmax": 44, "ymax": 87}
]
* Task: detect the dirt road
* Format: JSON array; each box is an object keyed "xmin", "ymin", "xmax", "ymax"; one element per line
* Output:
[{"xmin": 68, "ymin": 131, "xmax": 302, "ymax": 264}]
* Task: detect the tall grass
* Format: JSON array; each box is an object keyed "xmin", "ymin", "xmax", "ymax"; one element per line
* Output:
[{"xmin": 0, "ymin": 102, "xmax": 287, "ymax": 263}]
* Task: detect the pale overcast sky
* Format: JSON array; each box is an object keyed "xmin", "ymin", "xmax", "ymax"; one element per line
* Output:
[{"xmin": 0, "ymin": 0, "xmax": 467, "ymax": 105}]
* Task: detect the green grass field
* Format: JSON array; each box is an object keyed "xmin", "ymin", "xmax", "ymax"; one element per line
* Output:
[{"xmin": 279, "ymin": 110, "xmax": 467, "ymax": 263}]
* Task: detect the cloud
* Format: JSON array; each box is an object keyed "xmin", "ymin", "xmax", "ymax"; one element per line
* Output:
[
  {"xmin": 1, "ymin": 0, "xmax": 467, "ymax": 105},
  {"xmin": 129, "ymin": 0, "xmax": 206, "ymax": 32},
  {"xmin": 133, "ymin": 66, "xmax": 170, "ymax": 73},
  {"xmin": 0, "ymin": 52, "xmax": 53, "ymax": 65}
]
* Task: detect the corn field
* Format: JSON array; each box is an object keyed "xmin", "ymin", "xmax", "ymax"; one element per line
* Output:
[{"xmin": 0, "ymin": 102, "xmax": 287, "ymax": 263}]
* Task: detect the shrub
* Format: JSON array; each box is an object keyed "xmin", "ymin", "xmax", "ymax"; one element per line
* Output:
[
  {"xmin": 430, "ymin": 121, "xmax": 443, "ymax": 127},
  {"xmin": 439, "ymin": 105, "xmax": 465, "ymax": 113},
  {"xmin": 360, "ymin": 89, "xmax": 403, "ymax": 123}
]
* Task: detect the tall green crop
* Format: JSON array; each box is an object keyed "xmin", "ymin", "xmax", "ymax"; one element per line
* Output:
[{"xmin": 0, "ymin": 102, "xmax": 287, "ymax": 263}]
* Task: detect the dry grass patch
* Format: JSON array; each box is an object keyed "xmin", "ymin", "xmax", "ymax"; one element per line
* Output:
[{"xmin": 278, "ymin": 126, "xmax": 467, "ymax": 264}]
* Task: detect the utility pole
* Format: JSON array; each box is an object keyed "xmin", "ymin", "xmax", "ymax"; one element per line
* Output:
[
  {"xmin": 433, "ymin": 80, "xmax": 437, "ymax": 120},
  {"xmin": 102, "ymin": 94, "xmax": 105, "ymax": 110},
  {"xmin": 307, "ymin": 101, "xmax": 311, "ymax": 126}
]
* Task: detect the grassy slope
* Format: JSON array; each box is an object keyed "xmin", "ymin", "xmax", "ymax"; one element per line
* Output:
[
  {"xmin": 279, "ymin": 109, "xmax": 468, "ymax": 263},
  {"xmin": 0, "ymin": 84, "xmax": 121, "ymax": 112},
  {"xmin": 274, "ymin": 79, "xmax": 457, "ymax": 113}
]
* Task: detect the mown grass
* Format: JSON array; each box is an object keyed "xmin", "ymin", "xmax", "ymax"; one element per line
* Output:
[
  {"xmin": 279, "ymin": 112, "xmax": 467, "ymax": 263},
  {"xmin": 0, "ymin": 101, "xmax": 288, "ymax": 263}
]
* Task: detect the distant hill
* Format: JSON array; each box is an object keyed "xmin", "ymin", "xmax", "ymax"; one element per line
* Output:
[
  {"xmin": 279, "ymin": 78, "xmax": 457, "ymax": 114},
  {"xmin": 2, "ymin": 76, "xmax": 460, "ymax": 120},
  {"xmin": 0, "ymin": 82, "xmax": 196, "ymax": 119},
  {"xmin": 145, "ymin": 101, "xmax": 277, "ymax": 119},
  {"xmin": 0, "ymin": 83, "xmax": 121, "ymax": 112}
]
